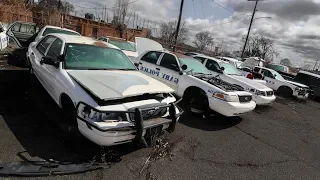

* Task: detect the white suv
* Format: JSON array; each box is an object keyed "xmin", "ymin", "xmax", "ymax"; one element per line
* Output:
[{"xmin": 26, "ymin": 34, "xmax": 182, "ymax": 146}]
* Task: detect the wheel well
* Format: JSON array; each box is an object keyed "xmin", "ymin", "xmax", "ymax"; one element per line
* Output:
[
  {"xmin": 183, "ymin": 86, "xmax": 207, "ymax": 100},
  {"xmin": 60, "ymin": 93, "xmax": 74, "ymax": 109},
  {"xmin": 278, "ymin": 86, "xmax": 293, "ymax": 91}
]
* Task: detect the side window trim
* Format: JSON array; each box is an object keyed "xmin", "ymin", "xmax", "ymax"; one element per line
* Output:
[
  {"xmin": 44, "ymin": 37, "xmax": 57, "ymax": 56},
  {"xmin": 156, "ymin": 52, "xmax": 165, "ymax": 65}
]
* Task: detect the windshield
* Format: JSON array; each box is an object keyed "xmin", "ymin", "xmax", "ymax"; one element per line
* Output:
[
  {"xmin": 64, "ymin": 44, "xmax": 136, "ymax": 70},
  {"xmin": 108, "ymin": 40, "xmax": 136, "ymax": 52},
  {"xmin": 269, "ymin": 69, "xmax": 285, "ymax": 81},
  {"xmin": 239, "ymin": 58, "xmax": 260, "ymax": 69},
  {"xmin": 266, "ymin": 64, "xmax": 285, "ymax": 72},
  {"xmin": 220, "ymin": 62, "xmax": 242, "ymax": 76},
  {"xmin": 43, "ymin": 28, "xmax": 80, "ymax": 36},
  {"xmin": 179, "ymin": 58, "xmax": 211, "ymax": 74}
]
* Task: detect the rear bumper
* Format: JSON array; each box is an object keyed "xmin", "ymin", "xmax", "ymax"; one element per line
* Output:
[
  {"xmin": 253, "ymin": 95, "xmax": 276, "ymax": 105},
  {"xmin": 208, "ymin": 98, "xmax": 256, "ymax": 117},
  {"xmin": 76, "ymin": 101, "xmax": 183, "ymax": 146}
]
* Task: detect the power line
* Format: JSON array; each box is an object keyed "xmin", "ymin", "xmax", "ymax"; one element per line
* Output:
[
  {"xmin": 192, "ymin": 0, "xmax": 197, "ymax": 18},
  {"xmin": 73, "ymin": 0, "xmax": 140, "ymax": 10},
  {"xmin": 188, "ymin": 14, "xmax": 252, "ymax": 30},
  {"xmin": 200, "ymin": 0, "xmax": 205, "ymax": 18},
  {"xmin": 211, "ymin": 0, "xmax": 234, "ymax": 13}
]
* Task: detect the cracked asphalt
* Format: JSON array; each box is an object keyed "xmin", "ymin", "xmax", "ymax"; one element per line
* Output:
[{"xmin": 1, "ymin": 54, "xmax": 320, "ymax": 179}]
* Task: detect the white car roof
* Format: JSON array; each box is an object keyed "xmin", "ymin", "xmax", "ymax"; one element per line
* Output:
[
  {"xmin": 299, "ymin": 70, "xmax": 320, "ymax": 78},
  {"xmin": 43, "ymin": 25, "xmax": 80, "ymax": 34},
  {"xmin": 51, "ymin": 34, "xmax": 120, "ymax": 49},
  {"xmin": 196, "ymin": 55, "xmax": 223, "ymax": 63}
]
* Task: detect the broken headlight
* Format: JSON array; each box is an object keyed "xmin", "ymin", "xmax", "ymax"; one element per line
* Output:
[
  {"xmin": 77, "ymin": 103, "xmax": 128, "ymax": 122},
  {"xmin": 255, "ymin": 90, "xmax": 266, "ymax": 96}
]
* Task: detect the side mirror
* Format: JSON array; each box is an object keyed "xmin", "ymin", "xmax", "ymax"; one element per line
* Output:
[
  {"xmin": 134, "ymin": 62, "xmax": 139, "ymax": 68},
  {"xmin": 40, "ymin": 56, "xmax": 59, "ymax": 68},
  {"xmin": 181, "ymin": 64, "xmax": 188, "ymax": 70},
  {"xmin": 220, "ymin": 67, "xmax": 225, "ymax": 73}
]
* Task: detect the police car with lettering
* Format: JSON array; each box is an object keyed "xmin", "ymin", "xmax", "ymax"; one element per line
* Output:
[{"xmin": 133, "ymin": 38, "xmax": 256, "ymax": 117}]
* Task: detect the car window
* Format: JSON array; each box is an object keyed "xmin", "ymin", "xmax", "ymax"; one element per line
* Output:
[
  {"xmin": 36, "ymin": 36, "xmax": 56, "ymax": 55},
  {"xmin": 185, "ymin": 53, "xmax": 196, "ymax": 56},
  {"xmin": 47, "ymin": 39, "xmax": 63, "ymax": 58},
  {"xmin": 12, "ymin": 23, "xmax": 21, "ymax": 32},
  {"xmin": 193, "ymin": 56, "xmax": 206, "ymax": 63},
  {"xmin": 179, "ymin": 58, "xmax": 210, "ymax": 74},
  {"xmin": 205, "ymin": 60, "xmax": 220, "ymax": 72},
  {"xmin": 19, "ymin": 24, "xmax": 36, "ymax": 34},
  {"xmin": 295, "ymin": 73, "xmax": 310, "ymax": 85},
  {"xmin": 160, "ymin": 53, "xmax": 179, "ymax": 71},
  {"xmin": 43, "ymin": 28, "xmax": 80, "ymax": 36},
  {"xmin": 310, "ymin": 76, "xmax": 320, "ymax": 87},
  {"xmin": 108, "ymin": 40, "xmax": 136, "ymax": 52},
  {"xmin": 141, "ymin": 51, "xmax": 162, "ymax": 64},
  {"xmin": 64, "ymin": 43, "xmax": 136, "ymax": 70},
  {"xmin": 253, "ymin": 67, "xmax": 261, "ymax": 72},
  {"xmin": 262, "ymin": 69, "xmax": 273, "ymax": 78}
]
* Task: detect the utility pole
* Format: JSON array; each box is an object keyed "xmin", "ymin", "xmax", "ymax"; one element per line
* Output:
[
  {"xmin": 241, "ymin": 0, "xmax": 259, "ymax": 58},
  {"xmin": 173, "ymin": 0, "xmax": 185, "ymax": 51}
]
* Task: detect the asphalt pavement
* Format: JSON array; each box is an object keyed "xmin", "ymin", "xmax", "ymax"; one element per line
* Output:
[{"xmin": 1, "ymin": 53, "xmax": 320, "ymax": 180}]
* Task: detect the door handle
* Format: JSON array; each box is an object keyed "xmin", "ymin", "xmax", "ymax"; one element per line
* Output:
[
  {"xmin": 156, "ymin": 68, "xmax": 160, "ymax": 71},
  {"xmin": 31, "ymin": 52, "xmax": 34, "ymax": 56}
]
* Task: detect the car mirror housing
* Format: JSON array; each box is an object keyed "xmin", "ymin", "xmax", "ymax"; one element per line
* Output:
[
  {"xmin": 41, "ymin": 56, "xmax": 59, "ymax": 68},
  {"xmin": 181, "ymin": 64, "xmax": 188, "ymax": 70}
]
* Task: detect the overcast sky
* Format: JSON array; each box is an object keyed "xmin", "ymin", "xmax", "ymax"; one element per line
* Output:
[{"xmin": 70, "ymin": 0, "xmax": 320, "ymax": 68}]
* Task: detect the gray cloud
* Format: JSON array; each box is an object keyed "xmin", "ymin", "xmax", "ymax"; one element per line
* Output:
[{"xmin": 234, "ymin": 0, "xmax": 320, "ymax": 21}]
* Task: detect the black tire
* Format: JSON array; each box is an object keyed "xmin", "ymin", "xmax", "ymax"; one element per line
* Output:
[
  {"xmin": 185, "ymin": 91, "xmax": 210, "ymax": 117},
  {"xmin": 278, "ymin": 86, "xmax": 293, "ymax": 98}
]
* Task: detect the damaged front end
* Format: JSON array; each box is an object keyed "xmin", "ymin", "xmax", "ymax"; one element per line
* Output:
[
  {"xmin": 196, "ymin": 74, "xmax": 244, "ymax": 92},
  {"xmin": 76, "ymin": 98, "xmax": 183, "ymax": 147}
]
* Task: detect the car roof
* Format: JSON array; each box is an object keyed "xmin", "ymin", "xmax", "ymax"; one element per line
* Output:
[
  {"xmin": 197, "ymin": 55, "xmax": 223, "ymax": 63},
  {"xmin": 43, "ymin": 25, "xmax": 80, "ymax": 34},
  {"xmin": 51, "ymin": 34, "xmax": 119, "ymax": 49},
  {"xmin": 298, "ymin": 70, "xmax": 320, "ymax": 78}
]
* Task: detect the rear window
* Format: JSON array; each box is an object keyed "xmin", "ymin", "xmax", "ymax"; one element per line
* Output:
[{"xmin": 43, "ymin": 28, "xmax": 80, "ymax": 36}]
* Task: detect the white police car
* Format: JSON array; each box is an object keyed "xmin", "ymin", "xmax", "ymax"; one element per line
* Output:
[
  {"xmin": 133, "ymin": 45, "xmax": 256, "ymax": 117},
  {"xmin": 193, "ymin": 55, "xmax": 276, "ymax": 105},
  {"xmin": 0, "ymin": 22, "xmax": 8, "ymax": 51},
  {"xmin": 26, "ymin": 34, "xmax": 182, "ymax": 146}
]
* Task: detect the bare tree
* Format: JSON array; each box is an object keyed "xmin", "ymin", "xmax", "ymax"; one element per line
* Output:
[
  {"xmin": 242, "ymin": 35, "xmax": 277, "ymax": 62},
  {"xmin": 280, "ymin": 58, "xmax": 292, "ymax": 67},
  {"xmin": 37, "ymin": 0, "xmax": 74, "ymax": 14},
  {"xmin": 193, "ymin": 31, "xmax": 213, "ymax": 51},
  {"xmin": 159, "ymin": 20, "xmax": 189, "ymax": 45}
]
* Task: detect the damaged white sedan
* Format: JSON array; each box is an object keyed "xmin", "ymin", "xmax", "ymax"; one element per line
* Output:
[{"xmin": 27, "ymin": 34, "xmax": 182, "ymax": 146}]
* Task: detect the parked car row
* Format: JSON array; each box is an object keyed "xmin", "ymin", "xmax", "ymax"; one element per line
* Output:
[{"xmin": 3, "ymin": 21, "xmax": 319, "ymax": 148}]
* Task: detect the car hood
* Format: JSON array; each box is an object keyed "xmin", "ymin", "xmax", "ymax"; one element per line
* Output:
[
  {"xmin": 284, "ymin": 80, "xmax": 309, "ymax": 88},
  {"xmin": 67, "ymin": 70, "xmax": 174, "ymax": 101},
  {"xmin": 135, "ymin": 37, "xmax": 163, "ymax": 55},
  {"xmin": 229, "ymin": 75, "xmax": 271, "ymax": 90}
]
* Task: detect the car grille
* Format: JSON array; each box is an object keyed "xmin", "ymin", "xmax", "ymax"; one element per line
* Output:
[
  {"xmin": 266, "ymin": 91, "xmax": 274, "ymax": 96},
  {"xmin": 239, "ymin": 95, "xmax": 252, "ymax": 103},
  {"xmin": 129, "ymin": 103, "xmax": 168, "ymax": 121}
]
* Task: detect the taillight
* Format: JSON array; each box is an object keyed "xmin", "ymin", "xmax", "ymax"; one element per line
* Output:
[{"xmin": 247, "ymin": 73, "xmax": 254, "ymax": 79}]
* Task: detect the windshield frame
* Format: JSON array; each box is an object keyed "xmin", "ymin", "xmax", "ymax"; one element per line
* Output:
[{"xmin": 62, "ymin": 43, "xmax": 137, "ymax": 71}]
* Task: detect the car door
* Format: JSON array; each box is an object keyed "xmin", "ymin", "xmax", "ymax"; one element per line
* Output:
[
  {"xmin": 262, "ymin": 69, "xmax": 277, "ymax": 90},
  {"xmin": 157, "ymin": 53, "xmax": 181, "ymax": 91},
  {"xmin": 6, "ymin": 22, "xmax": 38, "ymax": 47},
  {"xmin": 137, "ymin": 51, "xmax": 163, "ymax": 82},
  {"xmin": 0, "ymin": 23, "xmax": 8, "ymax": 51},
  {"xmin": 31, "ymin": 35, "xmax": 56, "ymax": 93},
  {"xmin": 41, "ymin": 38, "xmax": 63, "ymax": 99}
]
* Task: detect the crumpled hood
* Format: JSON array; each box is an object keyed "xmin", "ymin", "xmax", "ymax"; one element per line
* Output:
[
  {"xmin": 68, "ymin": 70, "xmax": 174, "ymax": 101},
  {"xmin": 285, "ymin": 80, "xmax": 309, "ymax": 88},
  {"xmin": 229, "ymin": 75, "xmax": 271, "ymax": 90}
]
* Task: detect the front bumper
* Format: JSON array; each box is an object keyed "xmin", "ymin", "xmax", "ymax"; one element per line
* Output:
[
  {"xmin": 76, "ymin": 101, "xmax": 183, "ymax": 146},
  {"xmin": 208, "ymin": 98, "xmax": 256, "ymax": 117},
  {"xmin": 293, "ymin": 89, "xmax": 309, "ymax": 99},
  {"xmin": 253, "ymin": 95, "xmax": 276, "ymax": 105}
]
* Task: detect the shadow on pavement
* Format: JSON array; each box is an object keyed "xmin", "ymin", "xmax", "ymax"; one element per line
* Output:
[
  {"xmin": 0, "ymin": 70, "xmax": 140, "ymax": 166},
  {"xmin": 7, "ymin": 48, "xmax": 28, "ymax": 68},
  {"xmin": 178, "ymin": 111, "xmax": 242, "ymax": 131}
]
